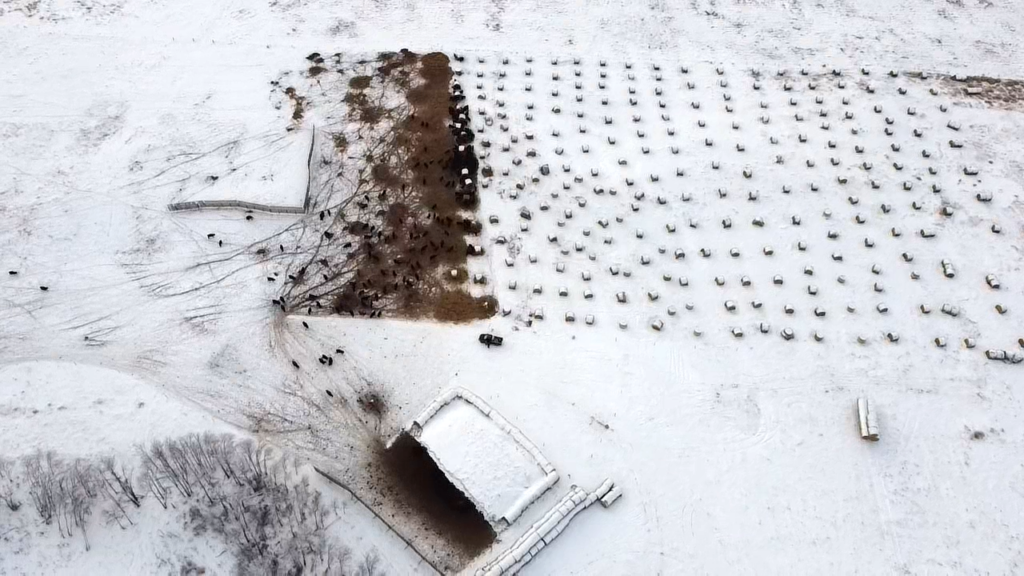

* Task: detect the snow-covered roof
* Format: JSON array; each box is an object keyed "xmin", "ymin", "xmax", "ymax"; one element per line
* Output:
[{"xmin": 398, "ymin": 388, "xmax": 557, "ymax": 528}]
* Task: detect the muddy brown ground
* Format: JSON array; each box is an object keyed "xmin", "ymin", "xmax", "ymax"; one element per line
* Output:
[
  {"xmin": 367, "ymin": 434, "xmax": 496, "ymax": 560},
  {"xmin": 930, "ymin": 73, "xmax": 1024, "ymax": 110},
  {"xmin": 276, "ymin": 51, "xmax": 496, "ymax": 323},
  {"xmin": 256, "ymin": 51, "xmax": 501, "ymax": 572}
]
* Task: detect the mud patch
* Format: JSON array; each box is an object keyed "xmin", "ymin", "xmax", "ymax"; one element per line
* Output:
[
  {"xmin": 348, "ymin": 75, "xmax": 372, "ymax": 90},
  {"xmin": 933, "ymin": 73, "xmax": 1024, "ymax": 110},
  {"xmin": 271, "ymin": 51, "xmax": 495, "ymax": 323},
  {"xmin": 368, "ymin": 434, "xmax": 496, "ymax": 560},
  {"xmin": 283, "ymin": 87, "xmax": 305, "ymax": 122},
  {"xmin": 357, "ymin": 390, "xmax": 386, "ymax": 418}
]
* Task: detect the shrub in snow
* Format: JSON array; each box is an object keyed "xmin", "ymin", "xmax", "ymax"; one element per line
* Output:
[{"xmin": 5, "ymin": 435, "xmax": 385, "ymax": 575}]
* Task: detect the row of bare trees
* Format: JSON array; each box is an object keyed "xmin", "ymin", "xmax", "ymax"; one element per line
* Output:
[
  {"xmin": 1, "ymin": 433, "xmax": 385, "ymax": 575},
  {"xmin": 15, "ymin": 451, "xmax": 99, "ymax": 549}
]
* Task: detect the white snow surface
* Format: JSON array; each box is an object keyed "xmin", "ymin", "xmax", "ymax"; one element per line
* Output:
[
  {"xmin": 2, "ymin": 488, "xmax": 237, "ymax": 576},
  {"xmin": 3, "ymin": 0, "xmax": 1024, "ymax": 574},
  {"xmin": 0, "ymin": 361, "xmax": 231, "ymax": 457},
  {"xmin": 169, "ymin": 129, "xmax": 313, "ymax": 208},
  {"xmin": 0, "ymin": 361, "xmax": 430, "ymax": 576}
]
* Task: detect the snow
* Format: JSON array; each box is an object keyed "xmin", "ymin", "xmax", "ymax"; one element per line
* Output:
[
  {"xmin": 168, "ymin": 128, "xmax": 314, "ymax": 209},
  {"xmin": 1, "ymin": 487, "xmax": 237, "ymax": 576},
  {"xmin": 3, "ymin": 0, "xmax": 1024, "ymax": 574},
  {"xmin": 0, "ymin": 361, "xmax": 231, "ymax": 457},
  {"xmin": 0, "ymin": 361, "xmax": 429, "ymax": 575},
  {"xmin": 312, "ymin": 476, "xmax": 443, "ymax": 576},
  {"xmin": 466, "ymin": 57, "xmax": 1024, "ymax": 349},
  {"xmin": 288, "ymin": 315, "xmax": 1024, "ymax": 575},
  {"xmin": 412, "ymin": 393, "xmax": 552, "ymax": 527}
]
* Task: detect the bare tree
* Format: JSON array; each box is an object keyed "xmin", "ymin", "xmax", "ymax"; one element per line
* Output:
[
  {"xmin": 138, "ymin": 446, "xmax": 169, "ymax": 509},
  {"xmin": 23, "ymin": 450, "xmax": 58, "ymax": 524},
  {"xmin": 208, "ymin": 433, "xmax": 244, "ymax": 486},
  {"xmin": 98, "ymin": 456, "xmax": 137, "ymax": 528},
  {"xmin": 66, "ymin": 460, "xmax": 97, "ymax": 550},
  {"xmin": 145, "ymin": 439, "xmax": 194, "ymax": 498},
  {"xmin": 7, "ymin": 434, "xmax": 387, "ymax": 573},
  {"xmin": 238, "ymin": 439, "xmax": 274, "ymax": 493},
  {"xmin": 101, "ymin": 456, "xmax": 141, "ymax": 507},
  {"xmin": 0, "ymin": 456, "xmax": 20, "ymax": 511},
  {"xmin": 357, "ymin": 551, "xmax": 383, "ymax": 576}
]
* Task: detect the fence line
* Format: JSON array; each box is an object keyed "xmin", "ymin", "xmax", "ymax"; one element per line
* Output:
[
  {"xmin": 167, "ymin": 128, "xmax": 318, "ymax": 215},
  {"xmin": 314, "ymin": 466, "xmax": 444, "ymax": 576},
  {"xmin": 303, "ymin": 126, "xmax": 316, "ymax": 212}
]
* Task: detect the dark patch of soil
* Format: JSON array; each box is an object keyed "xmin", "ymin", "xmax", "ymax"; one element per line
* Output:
[
  {"xmin": 284, "ymin": 86, "xmax": 305, "ymax": 122},
  {"xmin": 348, "ymin": 75, "xmax": 372, "ymax": 90},
  {"xmin": 371, "ymin": 163, "xmax": 402, "ymax": 190},
  {"xmin": 933, "ymin": 73, "xmax": 1024, "ymax": 109},
  {"xmin": 433, "ymin": 292, "xmax": 498, "ymax": 322},
  {"xmin": 280, "ymin": 50, "xmax": 494, "ymax": 324},
  {"xmin": 369, "ymin": 434, "xmax": 495, "ymax": 558},
  {"xmin": 357, "ymin": 390, "xmax": 386, "ymax": 418},
  {"xmin": 378, "ymin": 50, "xmax": 416, "ymax": 78},
  {"xmin": 342, "ymin": 89, "xmax": 368, "ymax": 108},
  {"xmin": 332, "ymin": 133, "xmax": 348, "ymax": 154},
  {"xmin": 343, "ymin": 77, "xmax": 387, "ymax": 124}
]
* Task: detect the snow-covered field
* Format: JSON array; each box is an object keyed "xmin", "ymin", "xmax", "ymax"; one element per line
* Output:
[
  {"xmin": 0, "ymin": 362, "xmax": 232, "ymax": 458},
  {"xmin": 0, "ymin": 361, "xmax": 430, "ymax": 575},
  {"xmin": 3, "ymin": 0, "xmax": 1024, "ymax": 574}
]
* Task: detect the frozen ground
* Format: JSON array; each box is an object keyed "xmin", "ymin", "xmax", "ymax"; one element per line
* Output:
[
  {"xmin": 0, "ymin": 361, "xmax": 232, "ymax": 458},
  {"xmin": 0, "ymin": 361, "xmax": 431, "ymax": 575},
  {"xmin": 168, "ymin": 129, "xmax": 314, "ymax": 209},
  {"xmin": 2, "ymin": 0, "xmax": 1024, "ymax": 574}
]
